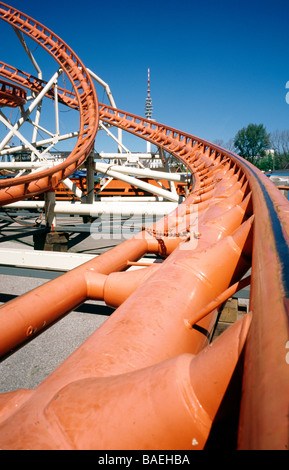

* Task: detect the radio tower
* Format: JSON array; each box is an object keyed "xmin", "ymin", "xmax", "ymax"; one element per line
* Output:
[{"xmin": 145, "ymin": 68, "xmax": 153, "ymax": 120}]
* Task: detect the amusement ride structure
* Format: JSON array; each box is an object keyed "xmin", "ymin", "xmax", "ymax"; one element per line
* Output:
[{"xmin": 0, "ymin": 2, "xmax": 288, "ymax": 450}]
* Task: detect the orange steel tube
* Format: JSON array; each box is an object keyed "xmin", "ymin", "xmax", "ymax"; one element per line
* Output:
[
  {"xmin": 185, "ymin": 274, "xmax": 251, "ymax": 328},
  {"xmin": 0, "ymin": 3, "xmax": 288, "ymax": 451}
]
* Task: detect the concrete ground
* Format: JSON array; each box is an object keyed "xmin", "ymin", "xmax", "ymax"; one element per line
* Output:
[{"xmin": 0, "ymin": 293, "xmax": 112, "ymax": 392}]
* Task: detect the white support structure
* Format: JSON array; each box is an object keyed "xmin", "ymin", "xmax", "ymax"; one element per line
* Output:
[
  {"xmin": 98, "ymin": 152, "xmax": 156, "ymax": 160},
  {"xmin": 85, "ymin": 155, "xmax": 95, "ymax": 204},
  {"xmin": 93, "ymin": 163, "xmax": 179, "ymax": 202},
  {"xmin": 0, "ymin": 111, "xmax": 46, "ymax": 162},
  {"xmin": 100, "ymin": 197, "xmax": 165, "ymax": 201},
  {"xmin": 87, "ymin": 68, "xmax": 123, "ymax": 153},
  {"xmin": 0, "ymin": 247, "xmax": 95, "ymax": 272},
  {"xmin": 0, "ymin": 35, "xmax": 184, "ymax": 246},
  {"xmin": 94, "ymin": 162, "xmax": 185, "ymax": 182},
  {"xmin": 44, "ymin": 191, "xmax": 56, "ymax": 228},
  {"xmin": 98, "ymin": 122, "xmax": 128, "ymax": 155},
  {"xmin": 0, "ymin": 162, "xmax": 45, "ymax": 169},
  {"xmin": 12, "ymin": 25, "xmax": 43, "ymax": 160},
  {"xmin": 0, "ymin": 248, "xmax": 158, "ymax": 273},
  {"xmin": 0, "ymin": 132, "xmax": 79, "ymax": 159},
  {"xmin": 62, "ymin": 178, "xmax": 85, "ymax": 200}
]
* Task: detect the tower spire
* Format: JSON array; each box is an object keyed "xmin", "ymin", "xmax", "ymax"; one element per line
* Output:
[
  {"xmin": 145, "ymin": 68, "xmax": 153, "ymax": 120},
  {"xmin": 147, "ymin": 67, "xmax": 151, "ymax": 98}
]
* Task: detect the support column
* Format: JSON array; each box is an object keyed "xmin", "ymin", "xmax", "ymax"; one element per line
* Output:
[
  {"xmin": 44, "ymin": 190, "xmax": 56, "ymax": 229},
  {"xmin": 33, "ymin": 191, "xmax": 68, "ymax": 251}
]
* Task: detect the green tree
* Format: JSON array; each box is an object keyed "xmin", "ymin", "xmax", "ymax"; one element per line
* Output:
[
  {"xmin": 234, "ymin": 123, "xmax": 271, "ymax": 166},
  {"xmin": 270, "ymin": 129, "xmax": 289, "ymax": 169}
]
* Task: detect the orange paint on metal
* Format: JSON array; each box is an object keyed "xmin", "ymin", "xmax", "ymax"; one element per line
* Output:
[{"xmin": 185, "ymin": 274, "xmax": 251, "ymax": 328}]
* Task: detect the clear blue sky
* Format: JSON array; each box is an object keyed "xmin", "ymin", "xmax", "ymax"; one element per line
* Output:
[{"xmin": 1, "ymin": 0, "xmax": 289, "ymax": 153}]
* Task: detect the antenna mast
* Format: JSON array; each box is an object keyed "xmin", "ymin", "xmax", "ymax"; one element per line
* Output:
[{"xmin": 145, "ymin": 68, "xmax": 153, "ymax": 120}]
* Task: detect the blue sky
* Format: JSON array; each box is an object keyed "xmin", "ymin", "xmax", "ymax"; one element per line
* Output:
[{"xmin": 1, "ymin": 0, "xmax": 289, "ymax": 153}]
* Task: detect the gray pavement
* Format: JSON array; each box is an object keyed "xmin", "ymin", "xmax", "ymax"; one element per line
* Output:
[{"xmin": 0, "ymin": 293, "xmax": 112, "ymax": 392}]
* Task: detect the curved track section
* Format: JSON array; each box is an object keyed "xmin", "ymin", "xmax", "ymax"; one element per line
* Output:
[
  {"xmin": 0, "ymin": 60, "xmax": 78, "ymax": 111},
  {"xmin": 0, "ymin": 2, "xmax": 98, "ymax": 204},
  {"xmin": 0, "ymin": 4, "xmax": 288, "ymax": 451}
]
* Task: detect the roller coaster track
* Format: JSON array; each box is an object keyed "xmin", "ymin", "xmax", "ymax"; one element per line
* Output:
[
  {"xmin": 0, "ymin": 78, "xmax": 27, "ymax": 107},
  {"xmin": 0, "ymin": 3, "xmax": 288, "ymax": 450}
]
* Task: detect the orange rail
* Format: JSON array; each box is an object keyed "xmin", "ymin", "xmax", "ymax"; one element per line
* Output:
[{"xmin": 0, "ymin": 3, "xmax": 288, "ymax": 450}]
